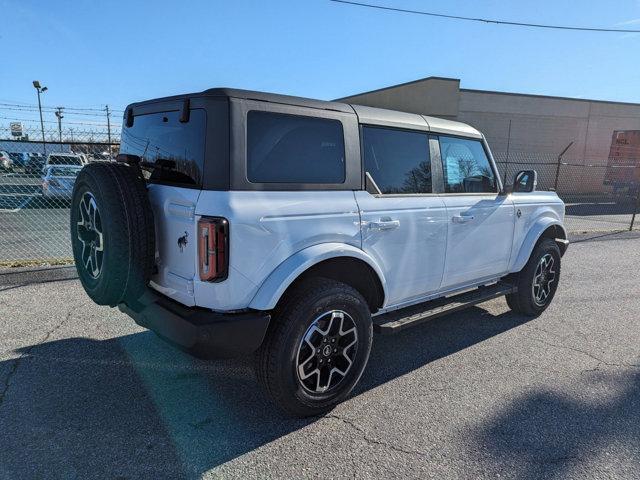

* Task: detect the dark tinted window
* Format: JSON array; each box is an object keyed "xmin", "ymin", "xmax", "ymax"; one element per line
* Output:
[
  {"xmin": 363, "ymin": 126, "xmax": 431, "ymax": 194},
  {"xmin": 247, "ymin": 111, "xmax": 345, "ymax": 184},
  {"xmin": 119, "ymin": 109, "xmax": 206, "ymax": 187},
  {"xmin": 439, "ymin": 136, "xmax": 497, "ymax": 193}
]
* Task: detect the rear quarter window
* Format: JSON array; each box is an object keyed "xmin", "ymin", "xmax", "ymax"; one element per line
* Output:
[
  {"xmin": 119, "ymin": 109, "xmax": 206, "ymax": 187},
  {"xmin": 247, "ymin": 111, "xmax": 346, "ymax": 184}
]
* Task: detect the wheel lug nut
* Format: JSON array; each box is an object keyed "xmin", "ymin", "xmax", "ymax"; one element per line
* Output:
[
  {"xmin": 334, "ymin": 348, "xmax": 337, "ymax": 353},
  {"xmin": 331, "ymin": 338, "xmax": 335, "ymax": 343},
  {"xmin": 316, "ymin": 349, "xmax": 320, "ymax": 353}
]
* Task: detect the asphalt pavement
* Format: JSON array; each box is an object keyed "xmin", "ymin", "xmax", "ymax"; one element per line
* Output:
[{"xmin": 1, "ymin": 232, "xmax": 639, "ymax": 479}]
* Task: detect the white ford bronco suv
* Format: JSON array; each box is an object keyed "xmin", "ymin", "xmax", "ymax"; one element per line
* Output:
[{"xmin": 71, "ymin": 88, "xmax": 568, "ymax": 417}]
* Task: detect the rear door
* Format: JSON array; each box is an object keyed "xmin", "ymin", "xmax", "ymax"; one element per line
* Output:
[
  {"xmin": 119, "ymin": 107, "xmax": 208, "ymax": 306},
  {"xmin": 436, "ymin": 135, "xmax": 515, "ymax": 289},
  {"xmin": 356, "ymin": 126, "xmax": 447, "ymax": 307}
]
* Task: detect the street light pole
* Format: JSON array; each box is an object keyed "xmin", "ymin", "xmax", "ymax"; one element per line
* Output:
[
  {"xmin": 55, "ymin": 107, "xmax": 64, "ymax": 146},
  {"xmin": 104, "ymin": 105, "xmax": 112, "ymax": 145},
  {"xmin": 32, "ymin": 81, "xmax": 48, "ymax": 156}
]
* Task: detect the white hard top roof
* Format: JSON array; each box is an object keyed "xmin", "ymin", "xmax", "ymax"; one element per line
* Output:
[{"xmin": 351, "ymin": 104, "xmax": 482, "ymax": 139}]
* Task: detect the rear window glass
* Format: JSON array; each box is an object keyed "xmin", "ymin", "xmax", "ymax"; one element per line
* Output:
[
  {"xmin": 247, "ymin": 111, "xmax": 345, "ymax": 184},
  {"xmin": 119, "ymin": 109, "xmax": 206, "ymax": 187},
  {"xmin": 48, "ymin": 155, "xmax": 82, "ymax": 166}
]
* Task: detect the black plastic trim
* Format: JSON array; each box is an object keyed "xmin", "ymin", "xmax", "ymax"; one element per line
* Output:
[{"xmin": 118, "ymin": 288, "xmax": 270, "ymax": 358}]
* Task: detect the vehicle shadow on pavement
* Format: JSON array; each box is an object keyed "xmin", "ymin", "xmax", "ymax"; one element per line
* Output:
[
  {"xmin": 0, "ymin": 305, "xmax": 533, "ymax": 479},
  {"xmin": 470, "ymin": 369, "xmax": 640, "ymax": 479}
]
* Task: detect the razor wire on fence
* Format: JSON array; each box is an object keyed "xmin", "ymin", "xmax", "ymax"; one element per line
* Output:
[{"xmin": 0, "ymin": 124, "xmax": 639, "ymax": 267}]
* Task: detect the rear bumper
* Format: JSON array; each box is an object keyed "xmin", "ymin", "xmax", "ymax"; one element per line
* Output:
[{"xmin": 118, "ymin": 288, "xmax": 270, "ymax": 358}]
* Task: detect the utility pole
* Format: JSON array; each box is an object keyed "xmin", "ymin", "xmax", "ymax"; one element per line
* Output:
[
  {"xmin": 105, "ymin": 105, "xmax": 112, "ymax": 145},
  {"xmin": 55, "ymin": 107, "xmax": 64, "ymax": 146},
  {"xmin": 32, "ymin": 80, "xmax": 48, "ymax": 156}
]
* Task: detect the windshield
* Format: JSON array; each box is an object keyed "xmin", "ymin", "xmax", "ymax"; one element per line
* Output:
[{"xmin": 48, "ymin": 155, "xmax": 82, "ymax": 166}]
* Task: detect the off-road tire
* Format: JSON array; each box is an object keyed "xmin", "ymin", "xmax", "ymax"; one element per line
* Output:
[
  {"xmin": 70, "ymin": 162, "xmax": 155, "ymax": 306},
  {"xmin": 255, "ymin": 277, "xmax": 373, "ymax": 417},
  {"xmin": 506, "ymin": 238, "xmax": 561, "ymax": 316}
]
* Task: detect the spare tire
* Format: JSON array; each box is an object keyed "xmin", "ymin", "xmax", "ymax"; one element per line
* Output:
[{"xmin": 70, "ymin": 162, "xmax": 155, "ymax": 306}]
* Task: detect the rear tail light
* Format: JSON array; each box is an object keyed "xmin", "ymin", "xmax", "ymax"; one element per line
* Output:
[{"xmin": 198, "ymin": 217, "xmax": 229, "ymax": 282}]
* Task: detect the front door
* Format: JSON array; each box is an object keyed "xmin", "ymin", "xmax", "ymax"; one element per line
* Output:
[
  {"xmin": 356, "ymin": 126, "xmax": 448, "ymax": 307},
  {"xmin": 436, "ymin": 135, "xmax": 515, "ymax": 289}
]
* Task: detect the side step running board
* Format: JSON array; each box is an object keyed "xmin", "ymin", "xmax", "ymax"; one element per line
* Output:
[{"xmin": 374, "ymin": 282, "xmax": 516, "ymax": 334}]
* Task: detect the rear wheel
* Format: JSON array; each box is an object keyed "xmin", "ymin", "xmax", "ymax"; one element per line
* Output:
[
  {"xmin": 70, "ymin": 162, "xmax": 155, "ymax": 306},
  {"xmin": 255, "ymin": 278, "xmax": 373, "ymax": 417},
  {"xmin": 506, "ymin": 238, "xmax": 561, "ymax": 316}
]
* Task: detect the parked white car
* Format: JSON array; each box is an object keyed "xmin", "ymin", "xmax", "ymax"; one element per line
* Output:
[
  {"xmin": 0, "ymin": 150, "xmax": 13, "ymax": 171},
  {"xmin": 71, "ymin": 88, "xmax": 568, "ymax": 416},
  {"xmin": 41, "ymin": 165, "xmax": 82, "ymax": 200}
]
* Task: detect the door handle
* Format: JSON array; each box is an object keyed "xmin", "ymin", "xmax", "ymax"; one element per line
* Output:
[
  {"xmin": 369, "ymin": 219, "xmax": 400, "ymax": 231},
  {"xmin": 452, "ymin": 214, "xmax": 475, "ymax": 224}
]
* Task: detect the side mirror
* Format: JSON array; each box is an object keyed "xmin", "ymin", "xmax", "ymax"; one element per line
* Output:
[{"xmin": 512, "ymin": 170, "xmax": 537, "ymax": 193}]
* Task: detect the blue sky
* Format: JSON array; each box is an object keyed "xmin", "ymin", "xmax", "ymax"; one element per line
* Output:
[{"xmin": 1, "ymin": 0, "xmax": 639, "ymax": 128}]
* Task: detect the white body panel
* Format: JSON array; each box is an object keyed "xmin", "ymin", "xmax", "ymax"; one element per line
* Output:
[
  {"xmin": 147, "ymin": 185, "xmax": 566, "ymax": 312},
  {"xmin": 354, "ymin": 191, "xmax": 448, "ymax": 306},
  {"xmin": 147, "ymin": 184, "xmax": 201, "ymax": 307},
  {"xmin": 148, "ymin": 189, "xmax": 361, "ymax": 311},
  {"xmin": 509, "ymin": 191, "xmax": 566, "ymax": 272},
  {"xmin": 439, "ymin": 194, "xmax": 515, "ymax": 289}
]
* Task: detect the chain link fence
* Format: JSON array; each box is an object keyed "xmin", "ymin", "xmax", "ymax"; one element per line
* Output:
[
  {"xmin": 494, "ymin": 151, "xmax": 640, "ymax": 234},
  {"xmin": 1, "ymin": 125, "xmax": 119, "ymax": 266},
  {"xmin": 1, "ymin": 125, "xmax": 639, "ymax": 268}
]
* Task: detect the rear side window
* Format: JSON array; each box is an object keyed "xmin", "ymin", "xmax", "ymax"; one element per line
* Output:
[
  {"xmin": 363, "ymin": 126, "xmax": 431, "ymax": 194},
  {"xmin": 247, "ymin": 111, "xmax": 345, "ymax": 184},
  {"xmin": 120, "ymin": 109, "xmax": 206, "ymax": 187},
  {"xmin": 439, "ymin": 136, "xmax": 497, "ymax": 193}
]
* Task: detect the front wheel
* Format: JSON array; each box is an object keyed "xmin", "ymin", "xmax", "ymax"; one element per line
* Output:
[
  {"xmin": 506, "ymin": 238, "xmax": 561, "ymax": 316},
  {"xmin": 255, "ymin": 278, "xmax": 373, "ymax": 417}
]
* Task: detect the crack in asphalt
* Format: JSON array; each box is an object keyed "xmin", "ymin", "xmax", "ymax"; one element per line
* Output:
[
  {"xmin": 0, "ymin": 300, "xmax": 86, "ymax": 409},
  {"xmin": 325, "ymin": 413, "xmax": 430, "ymax": 458},
  {"xmin": 526, "ymin": 334, "xmax": 640, "ymax": 371},
  {"xmin": 0, "ymin": 277, "xmax": 78, "ymax": 294}
]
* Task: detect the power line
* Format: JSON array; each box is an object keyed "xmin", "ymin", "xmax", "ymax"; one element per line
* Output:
[
  {"xmin": 329, "ymin": 0, "xmax": 640, "ymax": 33},
  {"xmin": 0, "ymin": 106, "xmax": 122, "ymax": 118},
  {"xmin": 0, "ymin": 115, "xmax": 119, "ymax": 128},
  {"xmin": 0, "ymin": 102, "xmax": 124, "ymax": 114}
]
